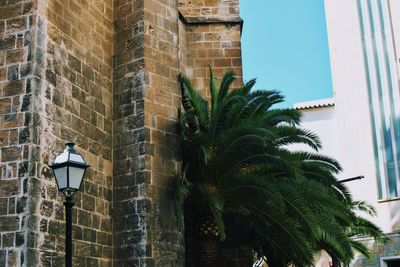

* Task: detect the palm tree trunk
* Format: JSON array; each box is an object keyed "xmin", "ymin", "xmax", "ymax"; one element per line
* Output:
[
  {"xmin": 198, "ymin": 237, "xmax": 218, "ymax": 266},
  {"xmin": 331, "ymin": 256, "xmax": 340, "ymax": 267},
  {"xmin": 196, "ymin": 216, "xmax": 220, "ymax": 266}
]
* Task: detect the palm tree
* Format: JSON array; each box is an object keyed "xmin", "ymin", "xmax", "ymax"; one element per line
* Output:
[{"xmin": 175, "ymin": 68, "xmax": 384, "ymax": 266}]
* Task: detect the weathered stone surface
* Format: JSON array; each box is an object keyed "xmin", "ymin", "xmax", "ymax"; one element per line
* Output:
[
  {"xmin": 0, "ymin": 179, "xmax": 19, "ymax": 196},
  {"xmin": 0, "ymin": 198, "xmax": 7, "ymax": 215},
  {"xmin": 179, "ymin": 0, "xmax": 240, "ymax": 21},
  {"xmin": 1, "ymin": 0, "xmax": 243, "ymax": 266},
  {"xmin": 1, "ymin": 146, "xmax": 22, "ymax": 161},
  {"xmin": 7, "ymin": 65, "xmax": 19, "ymax": 80},
  {"xmin": 15, "ymin": 231, "xmax": 24, "ymax": 247},
  {"xmin": 1, "ymin": 0, "xmax": 114, "ymax": 265},
  {"xmin": 0, "ymin": 250, "xmax": 5, "ymax": 266},
  {"xmin": 0, "ymin": 216, "xmax": 19, "ymax": 231},
  {"xmin": 0, "ymin": 98, "xmax": 11, "ymax": 114},
  {"xmin": 3, "ymin": 80, "xmax": 23, "ymax": 96},
  {"xmin": 2, "ymin": 232, "xmax": 14, "ymax": 247},
  {"xmin": 0, "ymin": 36, "xmax": 15, "ymax": 50}
]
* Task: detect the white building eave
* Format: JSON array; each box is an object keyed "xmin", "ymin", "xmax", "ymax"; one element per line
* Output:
[{"xmin": 293, "ymin": 97, "xmax": 335, "ymax": 110}]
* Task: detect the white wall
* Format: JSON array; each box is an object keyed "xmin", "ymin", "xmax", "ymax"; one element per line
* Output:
[{"xmin": 292, "ymin": 105, "xmax": 339, "ymax": 159}]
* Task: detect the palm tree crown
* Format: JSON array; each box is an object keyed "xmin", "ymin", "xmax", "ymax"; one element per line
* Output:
[{"xmin": 176, "ymin": 68, "xmax": 384, "ymax": 266}]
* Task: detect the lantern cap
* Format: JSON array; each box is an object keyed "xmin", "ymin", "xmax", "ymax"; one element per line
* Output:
[
  {"xmin": 52, "ymin": 142, "xmax": 89, "ymax": 167},
  {"xmin": 65, "ymin": 142, "xmax": 76, "ymax": 151}
]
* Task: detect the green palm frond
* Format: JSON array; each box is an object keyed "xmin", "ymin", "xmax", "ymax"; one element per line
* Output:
[
  {"xmin": 293, "ymin": 151, "xmax": 342, "ymax": 173},
  {"xmin": 249, "ymin": 203, "xmax": 315, "ymax": 266},
  {"xmin": 351, "ymin": 200, "xmax": 377, "ymax": 216},
  {"xmin": 218, "ymin": 70, "xmax": 236, "ymax": 105},
  {"xmin": 263, "ymin": 108, "xmax": 302, "ymax": 125},
  {"xmin": 179, "ymin": 74, "xmax": 210, "ymax": 131},
  {"xmin": 349, "ymin": 240, "xmax": 372, "ymax": 260},
  {"xmin": 227, "ymin": 78, "xmax": 256, "ymax": 99},
  {"xmin": 176, "ymin": 67, "xmax": 384, "ymax": 265},
  {"xmin": 314, "ymin": 215, "xmax": 354, "ymax": 261},
  {"xmin": 275, "ymin": 126, "xmax": 322, "ymax": 151},
  {"xmin": 209, "ymin": 65, "xmax": 219, "ymax": 115},
  {"xmin": 174, "ymin": 174, "xmax": 191, "ymax": 231},
  {"xmin": 248, "ymin": 89, "xmax": 285, "ymax": 108},
  {"xmin": 347, "ymin": 216, "xmax": 385, "ymax": 240}
]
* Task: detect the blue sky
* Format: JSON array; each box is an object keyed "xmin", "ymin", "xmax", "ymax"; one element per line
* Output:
[{"xmin": 240, "ymin": 0, "xmax": 333, "ymax": 108}]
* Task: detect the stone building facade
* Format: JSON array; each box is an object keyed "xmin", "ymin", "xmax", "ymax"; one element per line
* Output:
[{"xmin": 0, "ymin": 0, "xmax": 242, "ymax": 266}]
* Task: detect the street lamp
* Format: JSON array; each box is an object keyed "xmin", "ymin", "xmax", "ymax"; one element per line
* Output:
[{"xmin": 51, "ymin": 142, "xmax": 89, "ymax": 267}]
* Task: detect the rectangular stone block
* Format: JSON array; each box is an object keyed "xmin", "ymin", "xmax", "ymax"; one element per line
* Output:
[
  {"xmin": 1, "ymin": 146, "xmax": 22, "ymax": 161},
  {"xmin": 0, "ymin": 179, "xmax": 20, "ymax": 196},
  {"xmin": 3, "ymin": 80, "xmax": 23, "ymax": 96},
  {"xmin": 0, "ymin": 216, "xmax": 19, "ymax": 232},
  {"xmin": 0, "ymin": 98, "xmax": 11, "ymax": 114},
  {"xmin": 5, "ymin": 17, "xmax": 27, "ymax": 34},
  {"xmin": 0, "ymin": 5, "xmax": 22, "ymax": 20},
  {"xmin": 0, "ymin": 36, "xmax": 15, "ymax": 50}
]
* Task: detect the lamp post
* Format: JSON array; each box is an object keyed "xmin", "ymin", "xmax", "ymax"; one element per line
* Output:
[{"xmin": 51, "ymin": 142, "xmax": 89, "ymax": 267}]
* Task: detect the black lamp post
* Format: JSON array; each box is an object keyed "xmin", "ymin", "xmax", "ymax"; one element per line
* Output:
[{"xmin": 51, "ymin": 142, "xmax": 89, "ymax": 267}]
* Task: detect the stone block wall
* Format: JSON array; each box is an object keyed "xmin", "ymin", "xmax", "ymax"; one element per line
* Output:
[
  {"xmin": 0, "ymin": 1, "xmax": 38, "ymax": 266},
  {"xmin": 112, "ymin": 0, "xmax": 149, "ymax": 265},
  {"xmin": 179, "ymin": 0, "xmax": 243, "ymax": 95},
  {"xmin": 1, "ymin": 0, "xmax": 114, "ymax": 266},
  {"xmin": 36, "ymin": 0, "xmax": 114, "ymax": 266},
  {"xmin": 185, "ymin": 22, "xmax": 242, "ymax": 93},
  {"xmin": 178, "ymin": 0, "xmax": 240, "ymax": 21},
  {"xmin": 113, "ymin": 0, "xmax": 184, "ymax": 265},
  {"xmin": 352, "ymin": 234, "xmax": 400, "ymax": 267},
  {"xmin": 143, "ymin": 0, "xmax": 184, "ymax": 265},
  {"xmin": 112, "ymin": 0, "xmax": 243, "ymax": 265},
  {"xmin": 0, "ymin": 0, "xmax": 244, "ymax": 266}
]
